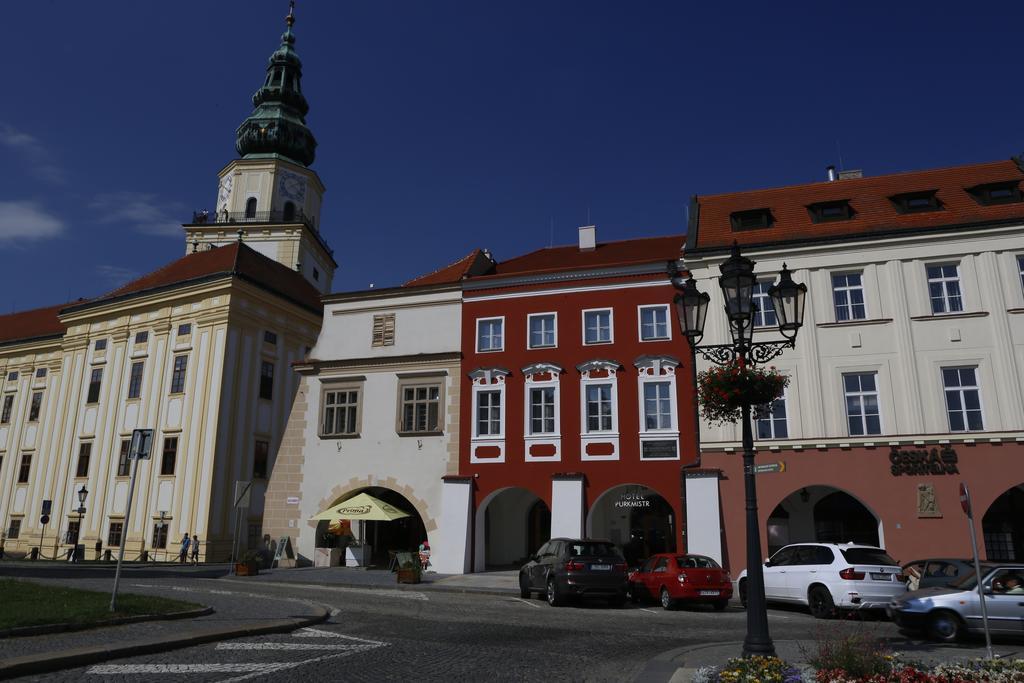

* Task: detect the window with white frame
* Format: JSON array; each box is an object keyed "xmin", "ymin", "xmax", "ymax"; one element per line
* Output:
[
  {"xmin": 635, "ymin": 356, "xmax": 679, "ymax": 459},
  {"xmin": 529, "ymin": 386, "xmax": 556, "ymax": 434},
  {"xmin": 832, "ymin": 272, "xmax": 866, "ymax": 321},
  {"xmin": 476, "ymin": 317, "xmax": 504, "ymax": 352},
  {"xmin": 638, "ymin": 305, "xmax": 670, "ymax": 341},
  {"xmin": 755, "ymin": 392, "xmax": 789, "ymax": 439},
  {"xmin": 469, "ymin": 368, "xmax": 508, "ymax": 462},
  {"xmin": 527, "ymin": 313, "xmax": 557, "ymax": 349},
  {"xmin": 585, "ymin": 384, "xmax": 614, "ymax": 431},
  {"xmin": 752, "ymin": 281, "xmax": 777, "ymax": 328},
  {"xmin": 843, "ymin": 372, "xmax": 881, "ymax": 436},
  {"xmin": 583, "ymin": 309, "xmax": 613, "ymax": 344},
  {"xmin": 927, "ymin": 264, "xmax": 963, "ymax": 314},
  {"xmin": 476, "ymin": 390, "xmax": 502, "ymax": 436},
  {"xmin": 941, "ymin": 367, "xmax": 984, "ymax": 432}
]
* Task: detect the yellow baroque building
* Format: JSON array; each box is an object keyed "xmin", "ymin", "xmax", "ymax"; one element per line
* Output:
[{"xmin": 0, "ymin": 7, "xmax": 333, "ymax": 562}]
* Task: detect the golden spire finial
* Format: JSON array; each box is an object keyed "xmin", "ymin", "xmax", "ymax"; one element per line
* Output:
[{"xmin": 286, "ymin": 1, "xmax": 295, "ymax": 27}]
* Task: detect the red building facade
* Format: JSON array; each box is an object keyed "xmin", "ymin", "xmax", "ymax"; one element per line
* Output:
[{"xmin": 446, "ymin": 230, "xmax": 698, "ymax": 570}]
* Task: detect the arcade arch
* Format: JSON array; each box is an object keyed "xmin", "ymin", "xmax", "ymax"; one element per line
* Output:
[
  {"xmin": 587, "ymin": 484, "xmax": 676, "ymax": 566},
  {"xmin": 767, "ymin": 486, "xmax": 881, "ymax": 556},
  {"xmin": 475, "ymin": 487, "xmax": 550, "ymax": 571},
  {"xmin": 314, "ymin": 486, "xmax": 427, "ymax": 567},
  {"xmin": 983, "ymin": 483, "xmax": 1024, "ymax": 561}
]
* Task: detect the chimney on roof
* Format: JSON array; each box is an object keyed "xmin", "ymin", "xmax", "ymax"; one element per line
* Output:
[
  {"xmin": 837, "ymin": 169, "xmax": 863, "ymax": 180},
  {"xmin": 578, "ymin": 225, "xmax": 596, "ymax": 252},
  {"xmin": 826, "ymin": 165, "xmax": 837, "ymax": 182}
]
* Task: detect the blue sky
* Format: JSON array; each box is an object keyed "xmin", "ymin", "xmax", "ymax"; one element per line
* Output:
[{"xmin": 2, "ymin": 1, "xmax": 1022, "ymax": 311}]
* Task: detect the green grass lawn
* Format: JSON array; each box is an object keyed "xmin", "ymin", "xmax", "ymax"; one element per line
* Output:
[{"xmin": 0, "ymin": 578, "xmax": 202, "ymax": 631}]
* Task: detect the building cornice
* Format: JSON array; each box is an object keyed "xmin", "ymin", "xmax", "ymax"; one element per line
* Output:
[
  {"xmin": 702, "ymin": 431, "xmax": 1024, "ymax": 454},
  {"xmin": 462, "ymin": 261, "xmax": 673, "ymax": 292},
  {"xmin": 323, "ymin": 282, "xmax": 462, "ymax": 305},
  {"xmin": 294, "ymin": 351, "xmax": 461, "ymax": 375}
]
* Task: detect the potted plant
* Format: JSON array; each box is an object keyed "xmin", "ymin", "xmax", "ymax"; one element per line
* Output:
[
  {"xmin": 697, "ymin": 361, "xmax": 789, "ymax": 426},
  {"xmin": 236, "ymin": 550, "xmax": 261, "ymax": 576}
]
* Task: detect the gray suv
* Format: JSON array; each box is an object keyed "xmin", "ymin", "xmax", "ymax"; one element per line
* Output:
[{"xmin": 519, "ymin": 538, "xmax": 629, "ymax": 607}]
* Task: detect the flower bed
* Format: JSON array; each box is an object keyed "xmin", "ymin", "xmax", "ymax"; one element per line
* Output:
[
  {"xmin": 696, "ymin": 361, "xmax": 789, "ymax": 425},
  {"xmin": 692, "ymin": 656, "xmax": 1024, "ymax": 683}
]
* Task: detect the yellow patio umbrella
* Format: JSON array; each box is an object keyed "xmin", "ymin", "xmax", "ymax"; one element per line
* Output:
[{"xmin": 310, "ymin": 492, "xmax": 411, "ymax": 522}]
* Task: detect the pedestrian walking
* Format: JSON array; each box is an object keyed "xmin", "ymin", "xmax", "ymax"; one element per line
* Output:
[
  {"xmin": 178, "ymin": 533, "xmax": 191, "ymax": 563},
  {"xmin": 190, "ymin": 535, "xmax": 200, "ymax": 565}
]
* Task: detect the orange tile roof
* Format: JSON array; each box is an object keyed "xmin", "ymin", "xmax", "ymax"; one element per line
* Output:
[
  {"xmin": 0, "ymin": 302, "xmax": 73, "ymax": 346},
  {"xmin": 486, "ymin": 234, "xmax": 684, "ymax": 278},
  {"xmin": 74, "ymin": 241, "xmax": 323, "ymax": 313},
  {"xmin": 404, "ymin": 249, "xmax": 493, "ymax": 287},
  {"xmin": 689, "ymin": 158, "xmax": 1024, "ymax": 253}
]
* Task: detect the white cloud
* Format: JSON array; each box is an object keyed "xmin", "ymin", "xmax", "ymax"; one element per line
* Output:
[
  {"xmin": 0, "ymin": 122, "xmax": 66, "ymax": 185},
  {"xmin": 0, "ymin": 201, "xmax": 65, "ymax": 243},
  {"xmin": 95, "ymin": 265, "xmax": 141, "ymax": 287},
  {"xmin": 90, "ymin": 192, "xmax": 185, "ymax": 237}
]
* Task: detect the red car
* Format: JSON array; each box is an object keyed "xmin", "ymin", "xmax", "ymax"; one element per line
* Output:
[{"xmin": 628, "ymin": 553, "xmax": 733, "ymax": 610}]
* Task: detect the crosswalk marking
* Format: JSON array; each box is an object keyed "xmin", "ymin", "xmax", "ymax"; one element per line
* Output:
[
  {"xmin": 293, "ymin": 627, "xmax": 386, "ymax": 644},
  {"xmin": 88, "ymin": 664, "xmax": 291, "ymax": 674},
  {"xmin": 217, "ymin": 642, "xmax": 377, "ymax": 651}
]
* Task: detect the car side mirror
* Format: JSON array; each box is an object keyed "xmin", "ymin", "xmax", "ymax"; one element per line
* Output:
[{"xmin": 763, "ymin": 559, "xmax": 772, "ymax": 567}]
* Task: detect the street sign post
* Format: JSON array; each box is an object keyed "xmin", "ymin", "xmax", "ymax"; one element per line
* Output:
[
  {"xmin": 959, "ymin": 482, "xmax": 994, "ymax": 660},
  {"xmin": 110, "ymin": 429, "xmax": 154, "ymax": 612},
  {"xmin": 753, "ymin": 461, "xmax": 786, "ymax": 474}
]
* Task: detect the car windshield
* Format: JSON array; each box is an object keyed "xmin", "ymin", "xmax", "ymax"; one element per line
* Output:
[
  {"xmin": 675, "ymin": 555, "xmax": 720, "ymax": 569},
  {"xmin": 566, "ymin": 542, "xmax": 621, "ymax": 558},
  {"xmin": 947, "ymin": 565, "xmax": 999, "ymax": 590},
  {"xmin": 840, "ymin": 548, "xmax": 897, "ymax": 566}
]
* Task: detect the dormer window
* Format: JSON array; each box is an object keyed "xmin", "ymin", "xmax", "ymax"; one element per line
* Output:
[
  {"xmin": 890, "ymin": 190, "xmax": 942, "ymax": 214},
  {"xmin": 808, "ymin": 200, "xmax": 853, "ymax": 223},
  {"xmin": 730, "ymin": 208, "xmax": 773, "ymax": 231},
  {"xmin": 968, "ymin": 181, "xmax": 1023, "ymax": 206}
]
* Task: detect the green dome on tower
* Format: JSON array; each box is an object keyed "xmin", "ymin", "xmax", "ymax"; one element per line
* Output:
[{"xmin": 235, "ymin": 2, "xmax": 317, "ymax": 167}]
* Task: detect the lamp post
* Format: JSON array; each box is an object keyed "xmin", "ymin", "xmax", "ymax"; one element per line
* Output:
[
  {"xmin": 75, "ymin": 485, "xmax": 88, "ymax": 562},
  {"xmin": 157, "ymin": 510, "xmax": 168, "ymax": 562},
  {"xmin": 672, "ymin": 243, "xmax": 807, "ymax": 658}
]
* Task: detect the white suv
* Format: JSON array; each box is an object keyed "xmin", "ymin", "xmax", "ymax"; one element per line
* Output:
[{"xmin": 737, "ymin": 543, "xmax": 906, "ymax": 618}]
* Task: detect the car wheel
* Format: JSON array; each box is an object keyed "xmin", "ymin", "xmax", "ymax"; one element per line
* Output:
[
  {"xmin": 713, "ymin": 600, "xmax": 728, "ymax": 612},
  {"xmin": 628, "ymin": 582, "xmax": 639, "ymax": 603},
  {"xmin": 808, "ymin": 585, "xmax": 835, "ymax": 619},
  {"xmin": 518, "ymin": 574, "xmax": 531, "ymax": 599},
  {"xmin": 546, "ymin": 578, "xmax": 565, "ymax": 607},
  {"xmin": 926, "ymin": 610, "xmax": 963, "ymax": 643},
  {"xmin": 738, "ymin": 579, "xmax": 748, "ymax": 608},
  {"xmin": 660, "ymin": 587, "xmax": 676, "ymax": 611}
]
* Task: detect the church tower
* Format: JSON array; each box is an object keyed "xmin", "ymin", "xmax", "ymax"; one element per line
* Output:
[{"xmin": 185, "ymin": 3, "xmax": 336, "ymax": 294}]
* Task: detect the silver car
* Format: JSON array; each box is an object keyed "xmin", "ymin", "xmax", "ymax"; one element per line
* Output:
[{"xmin": 888, "ymin": 563, "xmax": 1024, "ymax": 641}]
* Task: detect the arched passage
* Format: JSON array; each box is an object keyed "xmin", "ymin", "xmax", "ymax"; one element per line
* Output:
[
  {"xmin": 767, "ymin": 486, "xmax": 881, "ymax": 556},
  {"xmin": 983, "ymin": 483, "xmax": 1024, "ymax": 561},
  {"xmin": 314, "ymin": 487, "xmax": 427, "ymax": 567},
  {"xmin": 587, "ymin": 484, "xmax": 676, "ymax": 566},
  {"xmin": 475, "ymin": 487, "xmax": 549, "ymax": 571}
]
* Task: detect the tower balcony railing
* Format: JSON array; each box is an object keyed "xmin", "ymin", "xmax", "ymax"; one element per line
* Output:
[{"xmin": 188, "ymin": 209, "xmax": 316, "ymax": 232}]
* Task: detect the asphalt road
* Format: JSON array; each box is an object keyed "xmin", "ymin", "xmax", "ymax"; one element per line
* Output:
[{"xmin": 17, "ymin": 578, "xmax": 1019, "ymax": 682}]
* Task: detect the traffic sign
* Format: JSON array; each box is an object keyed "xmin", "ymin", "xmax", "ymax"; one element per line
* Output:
[
  {"xmin": 40, "ymin": 514, "xmax": 50, "ymax": 525},
  {"xmin": 753, "ymin": 461, "xmax": 786, "ymax": 474},
  {"xmin": 130, "ymin": 429, "xmax": 154, "ymax": 460},
  {"xmin": 959, "ymin": 482, "xmax": 972, "ymax": 516},
  {"xmin": 41, "ymin": 499, "xmax": 52, "ymax": 516}
]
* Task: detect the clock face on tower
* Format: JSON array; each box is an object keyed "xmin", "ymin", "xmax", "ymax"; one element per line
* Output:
[
  {"xmin": 217, "ymin": 175, "xmax": 233, "ymax": 213},
  {"xmin": 278, "ymin": 171, "xmax": 307, "ymax": 203}
]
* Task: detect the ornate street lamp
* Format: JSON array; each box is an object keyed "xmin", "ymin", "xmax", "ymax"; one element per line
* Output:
[
  {"xmin": 75, "ymin": 485, "xmax": 88, "ymax": 562},
  {"xmin": 672, "ymin": 243, "xmax": 807, "ymax": 658}
]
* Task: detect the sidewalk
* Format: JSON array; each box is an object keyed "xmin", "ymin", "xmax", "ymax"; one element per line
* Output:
[
  {"xmin": 0, "ymin": 576, "xmax": 328, "ymax": 679},
  {"xmin": 235, "ymin": 565, "xmax": 520, "ymax": 596}
]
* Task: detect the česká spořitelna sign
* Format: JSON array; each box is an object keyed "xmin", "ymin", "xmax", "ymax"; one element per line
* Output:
[{"xmin": 889, "ymin": 446, "xmax": 959, "ymax": 476}]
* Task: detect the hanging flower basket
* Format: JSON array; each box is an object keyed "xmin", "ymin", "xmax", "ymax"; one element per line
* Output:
[{"xmin": 697, "ymin": 361, "xmax": 789, "ymax": 425}]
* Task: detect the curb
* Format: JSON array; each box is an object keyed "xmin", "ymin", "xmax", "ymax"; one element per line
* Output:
[
  {"xmin": 0, "ymin": 606, "xmax": 215, "ymax": 639},
  {"xmin": 0, "ymin": 605, "xmax": 330, "ymax": 680},
  {"xmin": 220, "ymin": 576, "xmax": 519, "ymax": 600}
]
